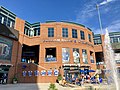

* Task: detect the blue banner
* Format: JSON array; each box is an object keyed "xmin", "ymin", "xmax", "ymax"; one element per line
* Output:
[
  {"xmin": 41, "ymin": 70, "xmax": 46, "ymax": 76},
  {"xmin": 28, "ymin": 71, "xmax": 32, "ymax": 76},
  {"xmin": 22, "ymin": 71, "xmax": 27, "ymax": 77},
  {"xmin": 34, "ymin": 70, "xmax": 39, "ymax": 76},
  {"xmin": 47, "ymin": 70, "xmax": 52, "ymax": 76},
  {"xmin": 54, "ymin": 69, "xmax": 59, "ymax": 76}
]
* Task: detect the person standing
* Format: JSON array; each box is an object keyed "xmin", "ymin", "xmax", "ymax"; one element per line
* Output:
[{"xmin": 96, "ymin": 74, "xmax": 100, "ymax": 84}]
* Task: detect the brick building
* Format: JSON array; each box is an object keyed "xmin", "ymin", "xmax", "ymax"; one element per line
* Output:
[{"xmin": 0, "ymin": 6, "xmax": 120, "ymax": 83}]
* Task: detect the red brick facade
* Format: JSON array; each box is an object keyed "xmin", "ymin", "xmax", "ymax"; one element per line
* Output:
[{"xmin": 1, "ymin": 18, "xmax": 97, "ymax": 83}]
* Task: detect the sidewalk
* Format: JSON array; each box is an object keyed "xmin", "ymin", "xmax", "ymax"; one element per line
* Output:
[{"xmin": 0, "ymin": 83, "xmax": 117, "ymax": 90}]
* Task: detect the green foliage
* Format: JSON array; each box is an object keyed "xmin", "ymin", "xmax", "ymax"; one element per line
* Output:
[
  {"xmin": 48, "ymin": 83, "xmax": 58, "ymax": 90},
  {"xmin": 13, "ymin": 77, "xmax": 17, "ymax": 81},
  {"xmin": 57, "ymin": 74, "xmax": 62, "ymax": 81}
]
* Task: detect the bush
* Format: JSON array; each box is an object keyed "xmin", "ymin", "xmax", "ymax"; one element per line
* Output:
[
  {"xmin": 57, "ymin": 74, "xmax": 62, "ymax": 82},
  {"xmin": 12, "ymin": 77, "xmax": 18, "ymax": 84},
  {"xmin": 48, "ymin": 83, "xmax": 58, "ymax": 90}
]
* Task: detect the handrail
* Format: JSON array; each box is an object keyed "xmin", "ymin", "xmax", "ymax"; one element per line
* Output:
[{"xmin": 32, "ymin": 63, "xmax": 47, "ymax": 70}]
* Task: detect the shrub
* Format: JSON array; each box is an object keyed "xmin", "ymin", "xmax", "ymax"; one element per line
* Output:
[
  {"xmin": 57, "ymin": 74, "xmax": 62, "ymax": 82},
  {"xmin": 48, "ymin": 83, "xmax": 58, "ymax": 90}
]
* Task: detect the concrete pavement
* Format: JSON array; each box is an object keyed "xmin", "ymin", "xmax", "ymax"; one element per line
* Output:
[{"xmin": 0, "ymin": 83, "xmax": 118, "ymax": 90}]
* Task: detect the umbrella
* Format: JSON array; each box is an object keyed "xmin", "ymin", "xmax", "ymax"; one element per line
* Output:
[
  {"xmin": 79, "ymin": 70, "xmax": 85, "ymax": 73},
  {"xmin": 88, "ymin": 70, "xmax": 95, "ymax": 72}
]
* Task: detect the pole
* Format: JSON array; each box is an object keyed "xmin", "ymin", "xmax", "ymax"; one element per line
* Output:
[
  {"xmin": 96, "ymin": 4, "xmax": 103, "ymax": 34},
  {"xmin": 96, "ymin": 4, "xmax": 105, "ymax": 79}
]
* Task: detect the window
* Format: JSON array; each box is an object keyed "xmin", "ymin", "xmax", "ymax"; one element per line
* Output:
[
  {"xmin": 48, "ymin": 28, "xmax": 54, "ymax": 37},
  {"xmin": 36, "ymin": 28, "xmax": 40, "ymax": 36},
  {"xmin": 7, "ymin": 18, "xmax": 11, "ymax": 27},
  {"xmin": 34, "ymin": 28, "xmax": 40, "ymax": 36},
  {"xmin": 62, "ymin": 28, "xmax": 68, "ymax": 37},
  {"xmin": 88, "ymin": 34, "xmax": 91, "ymax": 42},
  {"xmin": 110, "ymin": 38, "xmax": 114, "ymax": 43},
  {"xmin": 24, "ymin": 27, "xmax": 29, "ymax": 35},
  {"xmin": 72, "ymin": 29, "xmax": 77, "ymax": 38},
  {"xmin": 0, "ymin": 14, "xmax": 15, "ymax": 28},
  {"xmin": 3, "ymin": 16, "xmax": 7, "ymax": 25},
  {"xmin": 45, "ymin": 48, "xmax": 56, "ymax": 62},
  {"xmin": 80, "ymin": 31, "xmax": 85, "ymax": 40},
  {"xmin": 113, "ymin": 37, "xmax": 119, "ymax": 43},
  {"xmin": 90, "ymin": 51, "xmax": 94, "ymax": 63},
  {"xmin": 0, "ymin": 14, "xmax": 2, "ymax": 23},
  {"xmin": 94, "ymin": 39, "xmax": 102, "ymax": 45},
  {"xmin": 119, "ymin": 37, "xmax": 120, "ymax": 42}
]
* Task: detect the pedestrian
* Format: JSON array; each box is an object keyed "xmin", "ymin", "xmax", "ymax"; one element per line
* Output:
[
  {"xmin": 81, "ymin": 74, "xmax": 84, "ymax": 86},
  {"xmin": 96, "ymin": 74, "xmax": 100, "ymax": 84},
  {"xmin": 3, "ymin": 74, "xmax": 7, "ymax": 84}
]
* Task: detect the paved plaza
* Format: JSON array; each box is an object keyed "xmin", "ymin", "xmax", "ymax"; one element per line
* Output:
[{"xmin": 0, "ymin": 83, "xmax": 118, "ymax": 90}]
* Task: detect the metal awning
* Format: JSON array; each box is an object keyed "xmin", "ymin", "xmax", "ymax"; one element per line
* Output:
[
  {"xmin": 63, "ymin": 64, "xmax": 80, "ymax": 67},
  {"xmin": 80, "ymin": 64, "xmax": 90, "ymax": 68},
  {"xmin": 0, "ymin": 24, "xmax": 19, "ymax": 40},
  {"xmin": 0, "ymin": 63, "xmax": 13, "ymax": 66}
]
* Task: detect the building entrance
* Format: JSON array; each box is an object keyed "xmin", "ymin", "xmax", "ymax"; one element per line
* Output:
[
  {"xmin": 63, "ymin": 64, "xmax": 80, "ymax": 83},
  {"xmin": 0, "ymin": 65, "xmax": 10, "ymax": 84}
]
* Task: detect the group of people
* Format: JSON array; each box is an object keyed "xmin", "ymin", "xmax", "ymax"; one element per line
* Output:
[{"xmin": 59, "ymin": 73, "xmax": 102, "ymax": 86}]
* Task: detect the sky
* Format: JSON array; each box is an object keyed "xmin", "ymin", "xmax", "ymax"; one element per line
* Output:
[{"xmin": 0, "ymin": 0, "xmax": 120, "ymax": 34}]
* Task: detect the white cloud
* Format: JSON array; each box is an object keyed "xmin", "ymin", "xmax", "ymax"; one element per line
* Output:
[
  {"xmin": 106, "ymin": 20, "xmax": 120, "ymax": 32},
  {"xmin": 94, "ymin": 20, "xmax": 120, "ymax": 34},
  {"xmin": 98, "ymin": 0, "xmax": 113, "ymax": 6},
  {"xmin": 76, "ymin": 1, "xmax": 97, "ymax": 23}
]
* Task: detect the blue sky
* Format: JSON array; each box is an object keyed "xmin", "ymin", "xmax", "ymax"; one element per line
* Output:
[{"xmin": 0, "ymin": 0, "xmax": 120, "ymax": 34}]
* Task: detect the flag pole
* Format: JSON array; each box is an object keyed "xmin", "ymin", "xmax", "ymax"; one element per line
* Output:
[
  {"xmin": 96, "ymin": 4, "xmax": 105, "ymax": 78},
  {"xmin": 96, "ymin": 4, "xmax": 103, "ymax": 34}
]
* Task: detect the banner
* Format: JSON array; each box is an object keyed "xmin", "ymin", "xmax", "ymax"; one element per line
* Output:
[
  {"xmin": 28, "ymin": 71, "xmax": 32, "ymax": 76},
  {"xmin": 41, "ymin": 70, "xmax": 46, "ymax": 76},
  {"xmin": 90, "ymin": 56, "xmax": 94, "ymax": 63},
  {"xmin": 0, "ymin": 36, "xmax": 13, "ymax": 60},
  {"xmin": 34, "ymin": 70, "xmax": 39, "ymax": 76},
  {"xmin": 54, "ymin": 69, "xmax": 59, "ymax": 76},
  {"xmin": 47, "ymin": 70, "xmax": 52, "ymax": 76},
  {"xmin": 73, "ymin": 48, "xmax": 80, "ymax": 63},
  {"xmin": 45, "ymin": 56, "xmax": 56, "ymax": 62},
  {"xmin": 62, "ymin": 48, "xmax": 70, "ymax": 63},
  {"xmin": 82, "ymin": 49, "xmax": 88, "ymax": 64},
  {"xmin": 22, "ymin": 71, "xmax": 27, "ymax": 77}
]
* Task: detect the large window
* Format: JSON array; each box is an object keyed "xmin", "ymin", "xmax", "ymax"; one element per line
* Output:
[
  {"xmin": 45, "ymin": 48, "xmax": 56, "ymax": 62},
  {"xmin": 88, "ymin": 34, "xmax": 91, "ymax": 42},
  {"xmin": 110, "ymin": 36, "xmax": 120, "ymax": 43},
  {"xmin": 72, "ymin": 29, "xmax": 77, "ymax": 38},
  {"xmin": 21, "ymin": 45, "xmax": 39, "ymax": 64},
  {"xmin": 80, "ymin": 31, "xmax": 85, "ymax": 40},
  {"xmin": 62, "ymin": 28, "xmax": 68, "ymax": 37},
  {"xmin": 48, "ymin": 28, "xmax": 54, "ymax": 37},
  {"xmin": 0, "ymin": 14, "xmax": 15, "ymax": 28},
  {"xmin": 24, "ymin": 27, "xmax": 40, "ymax": 37}
]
